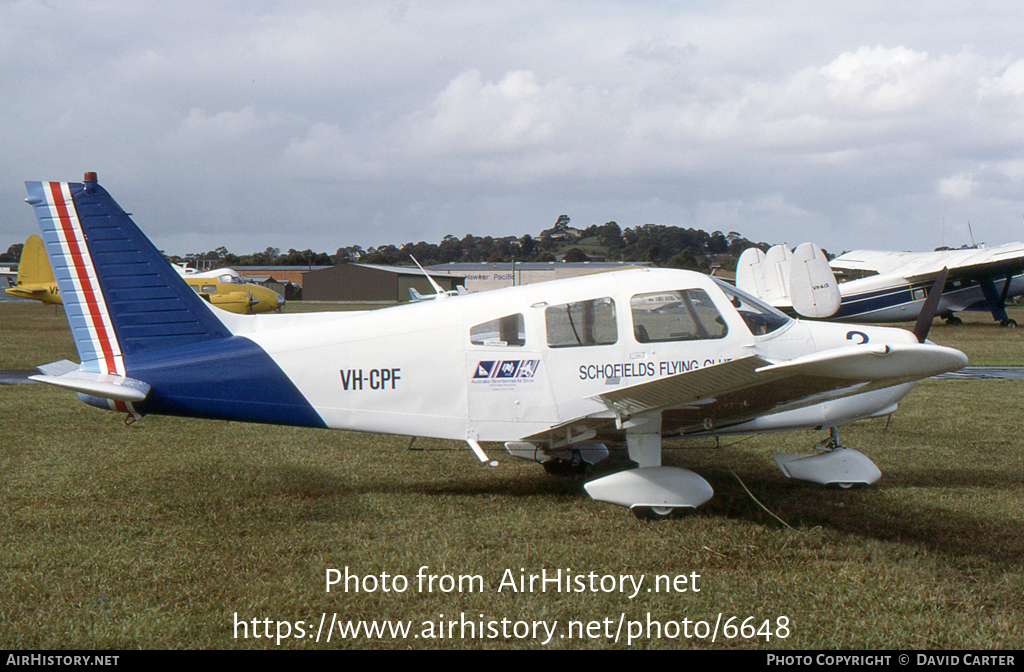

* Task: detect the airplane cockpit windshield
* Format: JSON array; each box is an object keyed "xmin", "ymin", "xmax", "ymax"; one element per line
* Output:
[{"xmin": 713, "ymin": 278, "xmax": 791, "ymax": 336}]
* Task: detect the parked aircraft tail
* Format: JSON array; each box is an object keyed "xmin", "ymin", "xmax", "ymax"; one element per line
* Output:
[
  {"xmin": 3, "ymin": 234, "xmax": 62, "ymax": 303},
  {"xmin": 24, "ymin": 173, "xmax": 324, "ymax": 427},
  {"xmin": 14, "ymin": 234, "xmax": 55, "ymax": 286},
  {"xmin": 25, "ymin": 175, "xmax": 231, "ymax": 369},
  {"xmin": 736, "ymin": 242, "xmax": 841, "ymax": 319}
]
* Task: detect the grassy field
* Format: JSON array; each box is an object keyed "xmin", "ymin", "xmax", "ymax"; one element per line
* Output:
[{"xmin": 0, "ymin": 301, "xmax": 1022, "ymax": 649}]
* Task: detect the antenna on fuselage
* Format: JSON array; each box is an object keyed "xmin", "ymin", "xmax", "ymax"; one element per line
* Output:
[{"xmin": 410, "ymin": 255, "xmax": 447, "ymax": 298}]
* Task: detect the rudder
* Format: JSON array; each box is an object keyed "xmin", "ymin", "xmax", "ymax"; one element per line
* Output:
[{"xmin": 25, "ymin": 173, "xmax": 231, "ymax": 373}]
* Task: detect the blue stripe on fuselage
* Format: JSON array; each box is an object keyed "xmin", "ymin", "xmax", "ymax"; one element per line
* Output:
[
  {"xmin": 833, "ymin": 285, "xmax": 917, "ymax": 318},
  {"xmin": 833, "ymin": 278, "xmax": 996, "ymax": 319},
  {"xmin": 125, "ymin": 336, "xmax": 326, "ymax": 428}
]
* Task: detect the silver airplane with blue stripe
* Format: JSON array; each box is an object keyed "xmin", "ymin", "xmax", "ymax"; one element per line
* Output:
[
  {"xmin": 738, "ymin": 242, "xmax": 1024, "ymax": 327},
  {"xmin": 24, "ymin": 173, "xmax": 967, "ymax": 518}
]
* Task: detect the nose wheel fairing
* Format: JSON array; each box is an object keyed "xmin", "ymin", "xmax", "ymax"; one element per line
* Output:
[
  {"xmin": 773, "ymin": 448, "xmax": 881, "ymax": 487},
  {"xmin": 583, "ymin": 467, "xmax": 715, "ymax": 513},
  {"xmin": 772, "ymin": 427, "xmax": 882, "ymax": 487}
]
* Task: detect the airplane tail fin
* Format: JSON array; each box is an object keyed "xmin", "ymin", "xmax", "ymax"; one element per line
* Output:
[
  {"xmin": 787, "ymin": 242, "xmax": 841, "ymax": 319},
  {"xmin": 24, "ymin": 173, "xmax": 231, "ymax": 375},
  {"xmin": 25, "ymin": 173, "xmax": 325, "ymax": 428},
  {"xmin": 14, "ymin": 234, "xmax": 55, "ymax": 286},
  {"xmin": 736, "ymin": 243, "xmax": 841, "ymax": 319},
  {"xmin": 736, "ymin": 247, "xmax": 768, "ymax": 298},
  {"xmin": 737, "ymin": 245, "xmax": 792, "ymax": 307}
]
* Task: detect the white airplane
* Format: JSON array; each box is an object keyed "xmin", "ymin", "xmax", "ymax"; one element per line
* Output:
[
  {"xmin": 406, "ymin": 257, "xmax": 468, "ymax": 301},
  {"xmin": 738, "ymin": 241, "xmax": 1024, "ymax": 327},
  {"xmin": 408, "ymin": 286, "xmax": 469, "ymax": 301},
  {"xmin": 24, "ymin": 174, "xmax": 967, "ymax": 518}
]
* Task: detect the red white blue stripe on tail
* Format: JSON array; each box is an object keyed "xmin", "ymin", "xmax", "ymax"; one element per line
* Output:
[
  {"xmin": 25, "ymin": 173, "xmax": 325, "ymax": 428},
  {"xmin": 27, "ymin": 179, "xmax": 124, "ymax": 377}
]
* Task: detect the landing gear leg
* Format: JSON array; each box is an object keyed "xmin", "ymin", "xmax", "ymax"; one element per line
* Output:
[
  {"xmin": 979, "ymin": 276, "xmax": 1015, "ymax": 327},
  {"xmin": 583, "ymin": 412, "xmax": 714, "ymax": 516}
]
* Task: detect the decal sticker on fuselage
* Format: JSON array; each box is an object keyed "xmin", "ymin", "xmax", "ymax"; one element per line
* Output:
[{"xmin": 472, "ymin": 360, "xmax": 541, "ymax": 388}]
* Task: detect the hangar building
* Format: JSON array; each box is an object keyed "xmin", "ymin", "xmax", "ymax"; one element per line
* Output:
[
  {"xmin": 425, "ymin": 261, "xmax": 652, "ymax": 293},
  {"xmin": 301, "ymin": 263, "xmax": 465, "ymax": 302}
]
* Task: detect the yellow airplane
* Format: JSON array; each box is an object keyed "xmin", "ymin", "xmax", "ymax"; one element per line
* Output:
[
  {"xmin": 174, "ymin": 265, "xmax": 285, "ymax": 314},
  {"xmin": 5, "ymin": 235, "xmax": 61, "ymax": 304},
  {"xmin": 6, "ymin": 235, "xmax": 284, "ymax": 314}
]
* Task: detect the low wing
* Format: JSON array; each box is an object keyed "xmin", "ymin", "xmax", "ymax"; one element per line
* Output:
[{"xmin": 523, "ymin": 343, "xmax": 966, "ymax": 442}]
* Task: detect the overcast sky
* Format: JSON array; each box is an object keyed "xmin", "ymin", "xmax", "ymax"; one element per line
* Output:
[{"xmin": 4, "ymin": 1, "xmax": 1024, "ymax": 257}]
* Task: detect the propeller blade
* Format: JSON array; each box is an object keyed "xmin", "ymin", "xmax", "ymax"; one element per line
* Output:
[{"xmin": 912, "ymin": 267, "xmax": 949, "ymax": 343}]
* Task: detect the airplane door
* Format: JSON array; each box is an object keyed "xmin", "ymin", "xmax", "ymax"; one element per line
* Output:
[
  {"xmin": 465, "ymin": 311, "xmax": 558, "ymax": 436},
  {"xmin": 535, "ymin": 295, "xmax": 625, "ymax": 422}
]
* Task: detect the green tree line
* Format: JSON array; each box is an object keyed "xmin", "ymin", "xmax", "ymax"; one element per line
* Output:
[{"xmin": 3, "ymin": 217, "xmax": 770, "ymax": 273}]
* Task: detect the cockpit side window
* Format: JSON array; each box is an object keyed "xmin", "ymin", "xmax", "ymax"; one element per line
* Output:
[
  {"xmin": 545, "ymin": 297, "xmax": 618, "ymax": 348},
  {"xmin": 470, "ymin": 314, "xmax": 526, "ymax": 347},
  {"xmin": 630, "ymin": 289, "xmax": 728, "ymax": 343},
  {"xmin": 713, "ymin": 279, "xmax": 791, "ymax": 336}
]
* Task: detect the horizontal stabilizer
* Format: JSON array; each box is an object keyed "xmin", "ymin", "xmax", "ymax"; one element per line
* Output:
[{"xmin": 29, "ymin": 364, "xmax": 150, "ymax": 402}]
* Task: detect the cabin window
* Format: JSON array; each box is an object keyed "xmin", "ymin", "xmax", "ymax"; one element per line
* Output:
[
  {"xmin": 545, "ymin": 297, "xmax": 618, "ymax": 348},
  {"xmin": 630, "ymin": 289, "xmax": 728, "ymax": 343},
  {"xmin": 713, "ymin": 279, "xmax": 790, "ymax": 336},
  {"xmin": 201, "ymin": 284, "xmax": 217, "ymax": 294},
  {"xmin": 470, "ymin": 314, "xmax": 526, "ymax": 347}
]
